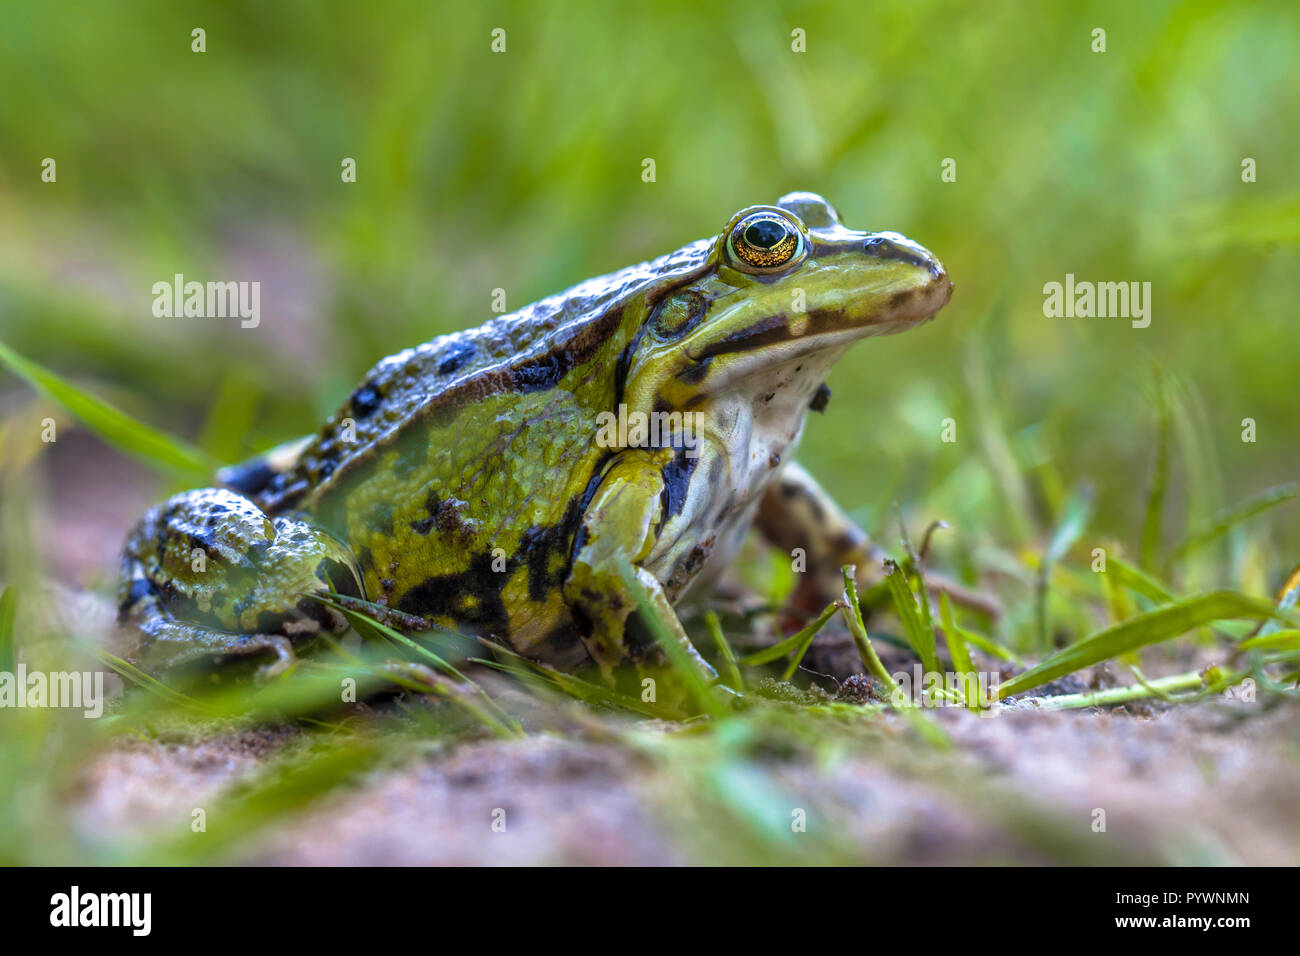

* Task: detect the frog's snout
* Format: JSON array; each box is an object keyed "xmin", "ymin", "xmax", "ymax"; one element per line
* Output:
[
  {"xmin": 862, "ymin": 233, "xmax": 945, "ymax": 279},
  {"xmin": 861, "ymin": 231, "xmax": 953, "ymax": 313}
]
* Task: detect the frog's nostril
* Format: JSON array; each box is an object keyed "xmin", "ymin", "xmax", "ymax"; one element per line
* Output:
[
  {"xmin": 863, "ymin": 238, "xmax": 946, "ymax": 278},
  {"xmin": 863, "ymin": 235, "xmax": 934, "ymax": 272}
]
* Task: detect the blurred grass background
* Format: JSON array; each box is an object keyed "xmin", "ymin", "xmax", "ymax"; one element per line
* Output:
[{"xmin": 1, "ymin": 0, "xmax": 1298, "ymax": 634}]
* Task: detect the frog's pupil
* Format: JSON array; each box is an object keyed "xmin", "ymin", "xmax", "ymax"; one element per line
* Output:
[{"xmin": 744, "ymin": 219, "xmax": 786, "ymax": 249}]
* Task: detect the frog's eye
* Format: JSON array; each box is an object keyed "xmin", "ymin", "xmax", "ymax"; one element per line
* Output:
[{"xmin": 727, "ymin": 213, "xmax": 804, "ymax": 271}]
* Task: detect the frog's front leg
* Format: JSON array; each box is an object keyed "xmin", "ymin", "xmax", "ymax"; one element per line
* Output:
[
  {"xmin": 118, "ymin": 487, "xmax": 364, "ymax": 676},
  {"xmin": 563, "ymin": 450, "xmax": 720, "ymax": 692}
]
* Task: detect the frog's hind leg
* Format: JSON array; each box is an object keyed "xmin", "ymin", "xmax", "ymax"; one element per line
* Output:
[
  {"xmin": 755, "ymin": 461, "xmax": 882, "ymax": 611},
  {"xmin": 756, "ymin": 461, "xmax": 1000, "ymax": 620},
  {"xmin": 117, "ymin": 487, "xmax": 362, "ymax": 677},
  {"xmin": 118, "ymin": 577, "xmax": 294, "ymax": 677}
]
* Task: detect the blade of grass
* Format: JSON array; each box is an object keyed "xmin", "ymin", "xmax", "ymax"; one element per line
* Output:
[
  {"xmin": 895, "ymin": 506, "xmax": 941, "ymax": 661},
  {"xmin": 1034, "ymin": 670, "xmax": 1214, "ymax": 710},
  {"xmin": 1169, "ymin": 482, "xmax": 1300, "ymax": 564},
  {"xmin": 0, "ymin": 338, "xmax": 213, "ymax": 476},
  {"xmin": 91, "ymin": 648, "xmax": 223, "ymax": 717},
  {"xmin": 939, "ymin": 592, "xmax": 980, "ymax": 709},
  {"xmin": 993, "ymin": 590, "xmax": 1298, "ymax": 700},
  {"xmin": 737, "ymin": 600, "xmax": 840, "ymax": 666},
  {"xmin": 949, "ymin": 621, "xmax": 1024, "ymax": 666},
  {"xmin": 1238, "ymin": 629, "xmax": 1300, "ymax": 651},
  {"xmin": 1140, "ymin": 371, "xmax": 1171, "ymax": 570},
  {"xmin": 882, "ymin": 559, "xmax": 940, "ymax": 675},
  {"xmin": 840, "ymin": 567, "xmax": 908, "ymax": 695},
  {"xmin": 618, "ymin": 561, "xmax": 725, "ymax": 718},
  {"xmin": 778, "ymin": 602, "xmax": 842, "ymax": 682},
  {"xmin": 1256, "ymin": 574, "xmax": 1300, "ymax": 639},
  {"xmin": 1106, "ymin": 554, "xmax": 1175, "ymax": 604},
  {"xmin": 470, "ymin": 638, "xmax": 664, "ymax": 717},
  {"xmin": 314, "ymin": 595, "xmax": 521, "ymax": 735},
  {"xmin": 703, "ymin": 611, "xmax": 743, "ymax": 692},
  {"xmin": 0, "ymin": 587, "xmax": 14, "ymax": 674},
  {"xmin": 841, "ymin": 567, "xmax": 949, "ymax": 748},
  {"xmin": 1036, "ymin": 487, "xmax": 1093, "ymax": 647}
]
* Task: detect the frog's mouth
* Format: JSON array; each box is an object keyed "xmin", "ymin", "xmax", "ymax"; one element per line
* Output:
[{"xmin": 682, "ymin": 262, "xmax": 952, "ymax": 370}]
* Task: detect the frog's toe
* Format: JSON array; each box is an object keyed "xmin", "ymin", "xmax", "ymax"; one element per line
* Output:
[{"xmin": 253, "ymin": 635, "xmax": 295, "ymax": 679}]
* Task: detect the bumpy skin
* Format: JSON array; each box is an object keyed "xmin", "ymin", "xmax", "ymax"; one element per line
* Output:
[{"xmin": 119, "ymin": 192, "xmax": 952, "ymax": 684}]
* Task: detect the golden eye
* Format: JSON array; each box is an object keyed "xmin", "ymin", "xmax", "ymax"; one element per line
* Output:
[{"xmin": 729, "ymin": 214, "xmax": 802, "ymax": 270}]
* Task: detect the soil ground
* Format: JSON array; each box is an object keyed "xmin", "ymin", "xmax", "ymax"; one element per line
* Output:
[{"xmin": 70, "ymin": 691, "xmax": 1300, "ymax": 865}]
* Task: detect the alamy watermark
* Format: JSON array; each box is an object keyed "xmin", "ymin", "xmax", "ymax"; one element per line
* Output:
[
  {"xmin": 152, "ymin": 273, "xmax": 260, "ymax": 328},
  {"xmin": 50, "ymin": 886, "xmax": 151, "ymax": 936},
  {"xmin": 891, "ymin": 664, "xmax": 1000, "ymax": 710},
  {"xmin": 1043, "ymin": 273, "xmax": 1151, "ymax": 328},
  {"xmin": 0, "ymin": 664, "xmax": 105, "ymax": 718}
]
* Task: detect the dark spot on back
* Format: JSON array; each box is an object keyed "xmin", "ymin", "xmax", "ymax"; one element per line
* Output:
[
  {"xmin": 512, "ymin": 353, "xmax": 565, "ymax": 392},
  {"xmin": 437, "ymin": 341, "xmax": 477, "ymax": 376},
  {"xmin": 350, "ymin": 383, "xmax": 383, "ymax": 418},
  {"xmin": 622, "ymin": 610, "xmax": 657, "ymax": 656}
]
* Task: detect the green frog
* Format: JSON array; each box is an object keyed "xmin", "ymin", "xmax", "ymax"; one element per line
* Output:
[{"xmin": 118, "ymin": 192, "xmax": 952, "ymax": 692}]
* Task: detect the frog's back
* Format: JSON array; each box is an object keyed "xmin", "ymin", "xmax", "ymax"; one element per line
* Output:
[{"xmin": 249, "ymin": 238, "xmax": 714, "ymax": 517}]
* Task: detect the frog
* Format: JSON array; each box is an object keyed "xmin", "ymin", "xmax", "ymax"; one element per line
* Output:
[{"xmin": 117, "ymin": 192, "xmax": 952, "ymax": 695}]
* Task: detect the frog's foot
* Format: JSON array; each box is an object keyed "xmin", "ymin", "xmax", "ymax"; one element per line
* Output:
[
  {"xmin": 118, "ymin": 487, "xmax": 364, "ymax": 675},
  {"xmin": 255, "ymin": 635, "xmax": 295, "ymax": 678},
  {"xmin": 119, "ymin": 607, "xmax": 298, "ymax": 678}
]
